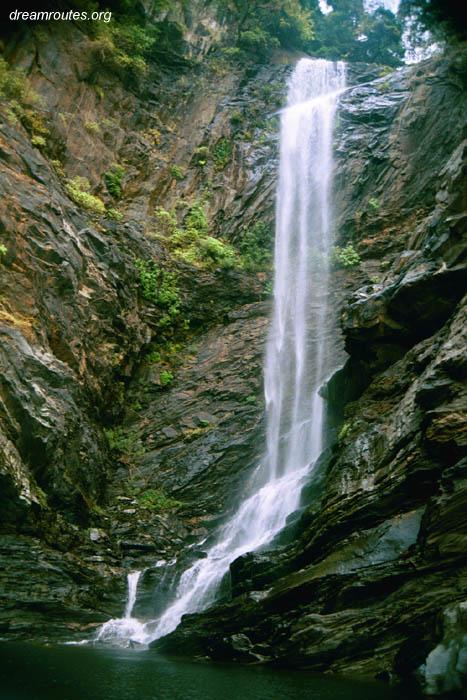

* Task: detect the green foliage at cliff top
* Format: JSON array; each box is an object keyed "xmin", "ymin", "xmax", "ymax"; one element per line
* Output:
[
  {"xmin": 217, "ymin": 0, "xmax": 403, "ymax": 66},
  {"xmin": 400, "ymin": 0, "xmax": 466, "ymax": 41}
]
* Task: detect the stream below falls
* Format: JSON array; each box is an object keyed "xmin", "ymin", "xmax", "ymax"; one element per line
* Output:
[{"xmin": 0, "ymin": 642, "xmax": 423, "ymax": 700}]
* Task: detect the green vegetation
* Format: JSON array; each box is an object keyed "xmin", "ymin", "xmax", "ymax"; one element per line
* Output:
[
  {"xmin": 135, "ymin": 259, "xmax": 183, "ymax": 331},
  {"xmin": 85, "ymin": 120, "xmax": 100, "ymax": 134},
  {"xmin": 65, "ymin": 176, "xmax": 106, "ymax": 217},
  {"xmin": 310, "ymin": 0, "xmax": 403, "ymax": 67},
  {"xmin": 220, "ymin": 0, "xmax": 314, "ymax": 62},
  {"xmin": 50, "ymin": 159, "xmax": 66, "ymax": 178},
  {"xmin": 137, "ymin": 488, "xmax": 181, "ymax": 512},
  {"xmin": 104, "ymin": 164, "xmax": 125, "ymax": 199},
  {"xmin": 90, "ymin": 22, "xmax": 154, "ymax": 85},
  {"xmin": 151, "ymin": 205, "xmax": 274, "ymax": 273},
  {"xmin": 106, "ymin": 207, "xmax": 124, "ymax": 221},
  {"xmin": 0, "ymin": 58, "xmax": 51, "ymax": 147},
  {"xmin": 31, "ymin": 135, "xmax": 46, "ymax": 148},
  {"xmin": 368, "ymin": 197, "xmax": 380, "ymax": 211},
  {"xmin": 104, "ymin": 427, "xmax": 144, "ymax": 459},
  {"xmin": 230, "ymin": 110, "xmax": 244, "ymax": 126},
  {"xmin": 170, "ymin": 165, "xmax": 186, "ymax": 181},
  {"xmin": 159, "ymin": 369, "xmax": 174, "ymax": 386},
  {"xmin": 213, "ymin": 137, "xmax": 233, "ymax": 170},
  {"xmin": 332, "ymin": 243, "xmax": 361, "ymax": 269},
  {"xmin": 400, "ymin": 0, "xmax": 465, "ymax": 42},
  {"xmin": 217, "ymin": 0, "xmax": 403, "ymax": 67},
  {"xmin": 194, "ymin": 146, "xmax": 209, "ymax": 167},
  {"xmin": 0, "ymin": 244, "xmax": 7, "ymax": 257},
  {"xmin": 338, "ymin": 421, "xmax": 352, "ymax": 442},
  {"xmin": 0, "ymin": 57, "xmax": 38, "ymax": 105},
  {"xmin": 239, "ymin": 221, "xmax": 273, "ymax": 271},
  {"xmin": 175, "ymin": 202, "xmax": 238, "ymax": 270}
]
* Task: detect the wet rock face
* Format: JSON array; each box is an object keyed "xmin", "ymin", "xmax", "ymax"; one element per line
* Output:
[
  {"xmin": 0, "ymin": 20, "xmax": 278, "ymax": 640},
  {"xmin": 126, "ymin": 302, "xmax": 269, "ymax": 517},
  {"xmin": 152, "ymin": 50, "xmax": 467, "ymax": 692}
]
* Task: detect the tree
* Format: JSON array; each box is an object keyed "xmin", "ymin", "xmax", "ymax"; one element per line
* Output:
[
  {"xmin": 220, "ymin": 0, "xmax": 316, "ymax": 60},
  {"xmin": 399, "ymin": 0, "xmax": 467, "ymax": 42},
  {"xmin": 309, "ymin": 0, "xmax": 403, "ymax": 67}
]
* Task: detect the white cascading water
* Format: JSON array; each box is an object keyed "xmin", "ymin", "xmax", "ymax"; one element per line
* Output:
[
  {"xmin": 95, "ymin": 58, "xmax": 346, "ymax": 647},
  {"xmin": 95, "ymin": 571, "xmax": 142, "ymax": 644}
]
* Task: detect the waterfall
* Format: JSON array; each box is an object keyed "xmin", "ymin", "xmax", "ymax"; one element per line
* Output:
[
  {"xmin": 95, "ymin": 571, "xmax": 142, "ymax": 645},
  {"xmin": 95, "ymin": 58, "xmax": 345, "ymax": 648}
]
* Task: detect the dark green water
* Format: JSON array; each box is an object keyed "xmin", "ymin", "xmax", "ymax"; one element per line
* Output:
[{"xmin": 0, "ymin": 643, "xmax": 419, "ymax": 700}]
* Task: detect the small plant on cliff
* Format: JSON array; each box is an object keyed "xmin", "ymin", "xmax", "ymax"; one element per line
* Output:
[
  {"xmin": 170, "ymin": 165, "xmax": 185, "ymax": 182},
  {"xmin": 0, "ymin": 57, "xmax": 39, "ymax": 106},
  {"xmin": 368, "ymin": 197, "xmax": 380, "ymax": 211},
  {"xmin": 104, "ymin": 164, "xmax": 125, "ymax": 199},
  {"xmin": 0, "ymin": 244, "xmax": 7, "ymax": 258},
  {"xmin": 198, "ymin": 236, "xmax": 237, "ymax": 269},
  {"xmin": 239, "ymin": 221, "xmax": 273, "ymax": 271},
  {"xmin": 338, "ymin": 422, "xmax": 352, "ymax": 442},
  {"xmin": 65, "ymin": 176, "xmax": 106, "ymax": 217},
  {"xmin": 31, "ymin": 134, "xmax": 46, "ymax": 148},
  {"xmin": 106, "ymin": 207, "xmax": 124, "ymax": 222},
  {"xmin": 331, "ymin": 244, "xmax": 361, "ymax": 269},
  {"xmin": 194, "ymin": 146, "xmax": 209, "ymax": 167},
  {"xmin": 137, "ymin": 488, "xmax": 181, "ymax": 512},
  {"xmin": 90, "ymin": 22, "xmax": 155, "ymax": 86},
  {"xmin": 213, "ymin": 136, "xmax": 233, "ymax": 171},
  {"xmin": 159, "ymin": 369, "xmax": 174, "ymax": 387},
  {"xmin": 104, "ymin": 427, "xmax": 144, "ymax": 460},
  {"xmin": 85, "ymin": 120, "xmax": 101, "ymax": 134},
  {"xmin": 135, "ymin": 259, "xmax": 183, "ymax": 331}
]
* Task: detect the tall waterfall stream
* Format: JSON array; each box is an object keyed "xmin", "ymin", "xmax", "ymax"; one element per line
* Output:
[{"xmin": 95, "ymin": 58, "xmax": 346, "ymax": 648}]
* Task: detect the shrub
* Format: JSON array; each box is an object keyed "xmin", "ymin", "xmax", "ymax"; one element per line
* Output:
[
  {"xmin": 135, "ymin": 259, "xmax": 182, "ymax": 331},
  {"xmin": 85, "ymin": 120, "xmax": 101, "ymax": 134},
  {"xmin": 65, "ymin": 176, "xmax": 106, "ymax": 216},
  {"xmin": 154, "ymin": 206, "xmax": 178, "ymax": 237},
  {"xmin": 331, "ymin": 243, "xmax": 361, "ymax": 269},
  {"xmin": 106, "ymin": 207, "xmax": 124, "ymax": 221},
  {"xmin": 239, "ymin": 221, "xmax": 273, "ymax": 270},
  {"xmin": 50, "ymin": 159, "xmax": 65, "ymax": 178},
  {"xmin": 104, "ymin": 427, "xmax": 144, "ymax": 459},
  {"xmin": 193, "ymin": 145, "xmax": 209, "ymax": 167},
  {"xmin": 230, "ymin": 110, "xmax": 244, "ymax": 126},
  {"xmin": 90, "ymin": 22, "xmax": 155, "ymax": 86},
  {"xmin": 0, "ymin": 244, "xmax": 7, "ymax": 257},
  {"xmin": 197, "ymin": 236, "xmax": 237, "ymax": 269},
  {"xmin": 185, "ymin": 201, "xmax": 208, "ymax": 236},
  {"xmin": 170, "ymin": 165, "xmax": 185, "ymax": 181},
  {"xmin": 31, "ymin": 134, "xmax": 46, "ymax": 148},
  {"xmin": 0, "ymin": 57, "xmax": 39, "ymax": 105},
  {"xmin": 238, "ymin": 28, "xmax": 280, "ymax": 62},
  {"xmin": 338, "ymin": 422, "xmax": 352, "ymax": 441},
  {"xmin": 368, "ymin": 197, "xmax": 380, "ymax": 211},
  {"xmin": 159, "ymin": 369, "xmax": 174, "ymax": 386},
  {"xmin": 137, "ymin": 488, "xmax": 181, "ymax": 512},
  {"xmin": 213, "ymin": 136, "xmax": 232, "ymax": 170},
  {"xmin": 104, "ymin": 164, "xmax": 125, "ymax": 199}
]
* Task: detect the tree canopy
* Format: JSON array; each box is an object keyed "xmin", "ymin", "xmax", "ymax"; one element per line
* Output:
[{"xmin": 220, "ymin": 0, "xmax": 404, "ymax": 66}]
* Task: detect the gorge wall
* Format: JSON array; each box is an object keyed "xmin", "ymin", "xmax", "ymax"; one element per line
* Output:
[{"xmin": 0, "ymin": 6, "xmax": 465, "ymax": 695}]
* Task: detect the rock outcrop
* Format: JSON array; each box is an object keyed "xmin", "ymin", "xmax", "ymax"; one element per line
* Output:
[{"xmin": 153, "ymin": 50, "xmax": 467, "ymax": 694}]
